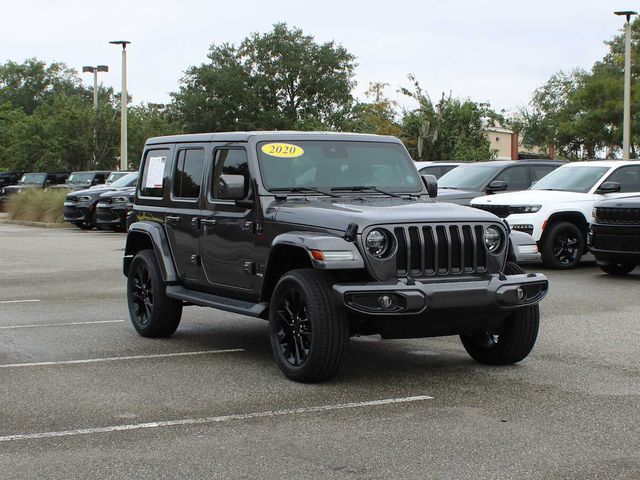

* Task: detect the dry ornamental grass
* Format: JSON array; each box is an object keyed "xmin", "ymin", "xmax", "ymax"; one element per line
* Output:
[{"xmin": 6, "ymin": 188, "xmax": 67, "ymax": 224}]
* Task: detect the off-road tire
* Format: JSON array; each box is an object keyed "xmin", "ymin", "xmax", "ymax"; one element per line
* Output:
[
  {"xmin": 460, "ymin": 262, "xmax": 539, "ymax": 365},
  {"xmin": 269, "ymin": 269, "xmax": 349, "ymax": 382},
  {"xmin": 127, "ymin": 249, "xmax": 182, "ymax": 337},
  {"xmin": 541, "ymin": 221, "xmax": 584, "ymax": 269}
]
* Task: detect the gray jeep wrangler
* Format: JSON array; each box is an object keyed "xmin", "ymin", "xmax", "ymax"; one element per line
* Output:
[{"xmin": 124, "ymin": 132, "xmax": 548, "ymax": 382}]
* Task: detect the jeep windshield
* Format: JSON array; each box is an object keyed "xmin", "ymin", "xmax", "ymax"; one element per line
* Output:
[
  {"xmin": 438, "ymin": 164, "xmax": 501, "ymax": 190},
  {"xmin": 109, "ymin": 172, "xmax": 138, "ymax": 188},
  {"xmin": 67, "ymin": 172, "xmax": 95, "ymax": 185},
  {"xmin": 19, "ymin": 173, "xmax": 46, "ymax": 185},
  {"xmin": 257, "ymin": 141, "xmax": 422, "ymax": 194},
  {"xmin": 530, "ymin": 165, "xmax": 609, "ymax": 193}
]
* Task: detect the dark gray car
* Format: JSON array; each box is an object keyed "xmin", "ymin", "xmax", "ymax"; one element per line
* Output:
[
  {"xmin": 437, "ymin": 160, "xmax": 566, "ymax": 205},
  {"xmin": 123, "ymin": 132, "xmax": 549, "ymax": 382}
]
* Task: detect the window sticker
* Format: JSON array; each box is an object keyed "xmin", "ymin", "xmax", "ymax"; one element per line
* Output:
[
  {"xmin": 145, "ymin": 156, "xmax": 166, "ymax": 189},
  {"xmin": 261, "ymin": 143, "xmax": 304, "ymax": 158}
]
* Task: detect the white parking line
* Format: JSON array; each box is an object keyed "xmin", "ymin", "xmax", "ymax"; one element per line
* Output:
[
  {"xmin": 0, "ymin": 299, "xmax": 41, "ymax": 304},
  {"xmin": 0, "ymin": 395, "xmax": 433, "ymax": 442},
  {"xmin": 0, "ymin": 320, "xmax": 125, "ymax": 330},
  {"xmin": 0, "ymin": 349, "xmax": 244, "ymax": 369}
]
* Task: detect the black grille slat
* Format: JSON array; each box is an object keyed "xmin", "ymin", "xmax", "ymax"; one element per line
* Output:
[
  {"xmin": 462, "ymin": 226, "xmax": 475, "ymax": 272},
  {"xmin": 475, "ymin": 225, "xmax": 486, "ymax": 271},
  {"xmin": 395, "ymin": 228, "xmax": 407, "ymax": 275},
  {"xmin": 408, "ymin": 227, "xmax": 421, "ymax": 274},
  {"xmin": 474, "ymin": 204, "xmax": 511, "ymax": 218},
  {"xmin": 450, "ymin": 226, "xmax": 462, "ymax": 273},
  {"xmin": 423, "ymin": 227, "xmax": 435, "ymax": 274},
  {"xmin": 436, "ymin": 226, "xmax": 448, "ymax": 274}
]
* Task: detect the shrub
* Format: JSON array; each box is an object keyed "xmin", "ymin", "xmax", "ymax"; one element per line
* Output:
[{"xmin": 6, "ymin": 188, "xmax": 67, "ymax": 223}]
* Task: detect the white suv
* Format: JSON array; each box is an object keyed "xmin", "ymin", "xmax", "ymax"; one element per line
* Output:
[{"xmin": 471, "ymin": 161, "xmax": 640, "ymax": 269}]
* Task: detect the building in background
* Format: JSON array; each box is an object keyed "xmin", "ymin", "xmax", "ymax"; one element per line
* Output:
[{"xmin": 486, "ymin": 125, "xmax": 552, "ymax": 160}]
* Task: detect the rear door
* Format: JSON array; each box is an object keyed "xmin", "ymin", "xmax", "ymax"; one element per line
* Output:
[
  {"xmin": 164, "ymin": 144, "xmax": 207, "ymax": 282},
  {"xmin": 600, "ymin": 165, "xmax": 640, "ymax": 199}
]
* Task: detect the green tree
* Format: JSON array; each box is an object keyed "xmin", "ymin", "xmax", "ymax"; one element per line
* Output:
[
  {"xmin": 172, "ymin": 23, "xmax": 357, "ymax": 132},
  {"xmin": 127, "ymin": 103, "xmax": 181, "ymax": 168},
  {"xmin": 346, "ymin": 82, "xmax": 402, "ymax": 136},
  {"xmin": 399, "ymin": 75, "xmax": 498, "ymax": 160}
]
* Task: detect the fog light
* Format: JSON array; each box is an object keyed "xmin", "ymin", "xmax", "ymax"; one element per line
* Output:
[
  {"xmin": 516, "ymin": 286, "xmax": 525, "ymax": 302},
  {"xmin": 378, "ymin": 295, "xmax": 395, "ymax": 310}
]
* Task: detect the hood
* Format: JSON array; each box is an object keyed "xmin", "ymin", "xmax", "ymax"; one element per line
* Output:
[
  {"xmin": 67, "ymin": 185, "xmax": 117, "ymax": 200},
  {"xmin": 99, "ymin": 187, "xmax": 135, "ymax": 200},
  {"xmin": 472, "ymin": 189, "xmax": 593, "ymax": 206},
  {"xmin": 436, "ymin": 188, "xmax": 480, "ymax": 201},
  {"xmin": 596, "ymin": 195, "xmax": 640, "ymax": 209},
  {"xmin": 268, "ymin": 196, "xmax": 500, "ymax": 232}
]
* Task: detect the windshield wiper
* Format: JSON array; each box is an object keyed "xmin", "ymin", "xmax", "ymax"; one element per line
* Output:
[
  {"xmin": 270, "ymin": 186, "xmax": 340, "ymax": 198},
  {"xmin": 330, "ymin": 185, "xmax": 401, "ymax": 198}
]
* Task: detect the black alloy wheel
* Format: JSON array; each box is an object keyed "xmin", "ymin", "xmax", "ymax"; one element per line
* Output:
[
  {"xmin": 541, "ymin": 222, "xmax": 584, "ymax": 269},
  {"xmin": 274, "ymin": 288, "xmax": 312, "ymax": 367},
  {"xmin": 130, "ymin": 262, "xmax": 153, "ymax": 327}
]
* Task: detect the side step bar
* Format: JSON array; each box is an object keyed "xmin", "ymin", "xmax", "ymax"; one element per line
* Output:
[{"xmin": 166, "ymin": 285, "xmax": 268, "ymax": 319}]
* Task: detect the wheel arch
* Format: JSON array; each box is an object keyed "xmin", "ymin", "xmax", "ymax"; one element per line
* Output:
[
  {"xmin": 123, "ymin": 221, "xmax": 178, "ymax": 282},
  {"xmin": 542, "ymin": 211, "xmax": 589, "ymax": 243}
]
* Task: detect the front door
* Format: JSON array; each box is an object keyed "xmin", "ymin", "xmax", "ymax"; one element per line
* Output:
[
  {"xmin": 164, "ymin": 145, "xmax": 206, "ymax": 282},
  {"xmin": 200, "ymin": 146, "xmax": 256, "ymax": 291}
]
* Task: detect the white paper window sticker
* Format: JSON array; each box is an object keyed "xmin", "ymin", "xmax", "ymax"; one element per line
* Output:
[{"xmin": 145, "ymin": 156, "xmax": 166, "ymax": 189}]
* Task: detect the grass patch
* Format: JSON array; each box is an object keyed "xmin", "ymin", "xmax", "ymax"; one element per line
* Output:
[{"xmin": 6, "ymin": 188, "xmax": 67, "ymax": 223}]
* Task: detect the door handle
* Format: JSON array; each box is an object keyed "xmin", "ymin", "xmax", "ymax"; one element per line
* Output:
[
  {"xmin": 200, "ymin": 218, "xmax": 217, "ymax": 233},
  {"xmin": 165, "ymin": 215, "xmax": 181, "ymax": 224}
]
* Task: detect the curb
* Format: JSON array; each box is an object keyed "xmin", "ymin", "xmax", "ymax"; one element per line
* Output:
[{"xmin": 0, "ymin": 219, "xmax": 73, "ymax": 229}]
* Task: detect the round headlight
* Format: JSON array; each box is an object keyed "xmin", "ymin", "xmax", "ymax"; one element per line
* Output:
[
  {"xmin": 484, "ymin": 226, "xmax": 503, "ymax": 253},
  {"xmin": 366, "ymin": 229, "xmax": 391, "ymax": 258}
]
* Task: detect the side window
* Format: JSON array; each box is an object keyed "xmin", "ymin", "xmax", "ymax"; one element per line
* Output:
[
  {"xmin": 494, "ymin": 166, "xmax": 529, "ymax": 190},
  {"xmin": 211, "ymin": 149, "xmax": 249, "ymax": 198},
  {"xmin": 172, "ymin": 149, "xmax": 205, "ymax": 199},
  {"xmin": 140, "ymin": 148, "xmax": 170, "ymax": 197},
  {"xmin": 530, "ymin": 165, "xmax": 555, "ymax": 183},
  {"xmin": 604, "ymin": 166, "xmax": 640, "ymax": 192}
]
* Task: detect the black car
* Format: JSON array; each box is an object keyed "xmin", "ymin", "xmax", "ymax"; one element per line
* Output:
[
  {"xmin": 0, "ymin": 172, "xmax": 69, "ymax": 207},
  {"xmin": 0, "ymin": 171, "xmax": 25, "ymax": 188},
  {"xmin": 51, "ymin": 170, "xmax": 111, "ymax": 191},
  {"xmin": 95, "ymin": 187, "xmax": 135, "ymax": 231},
  {"xmin": 123, "ymin": 131, "xmax": 548, "ymax": 382},
  {"xmin": 437, "ymin": 160, "xmax": 566, "ymax": 205},
  {"xmin": 589, "ymin": 196, "xmax": 640, "ymax": 275},
  {"xmin": 63, "ymin": 172, "xmax": 138, "ymax": 229}
]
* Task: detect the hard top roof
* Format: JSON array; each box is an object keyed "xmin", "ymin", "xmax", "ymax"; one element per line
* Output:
[
  {"xmin": 146, "ymin": 131, "xmax": 403, "ymax": 145},
  {"xmin": 557, "ymin": 160, "xmax": 640, "ymax": 167}
]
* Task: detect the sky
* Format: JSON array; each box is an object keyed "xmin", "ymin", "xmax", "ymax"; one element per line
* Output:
[{"xmin": 1, "ymin": 0, "xmax": 634, "ymax": 114}]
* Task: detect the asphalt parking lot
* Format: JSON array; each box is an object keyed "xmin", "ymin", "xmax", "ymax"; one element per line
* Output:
[{"xmin": 0, "ymin": 223, "xmax": 639, "ymax": 479}]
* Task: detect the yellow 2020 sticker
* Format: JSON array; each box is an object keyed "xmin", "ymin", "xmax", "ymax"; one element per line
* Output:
[{"xmin": 261, "ymin": 143, "xmax": 304, "ymax": 158}]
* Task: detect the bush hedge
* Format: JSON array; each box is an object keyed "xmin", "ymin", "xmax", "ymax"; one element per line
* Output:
[{"xmin": 6, "ymin": 188, "xmax": 67, "ymax": 224}]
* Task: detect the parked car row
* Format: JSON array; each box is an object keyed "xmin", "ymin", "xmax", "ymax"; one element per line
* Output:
[{"xmin": 63, "ymin": 172, "xmax": 138, "ymax": 231}]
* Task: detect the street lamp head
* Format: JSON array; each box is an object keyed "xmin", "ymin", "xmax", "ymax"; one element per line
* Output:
[
  {"xmin": 96, "ymin": 65, "xmax": 109, "ymax": 72},
  {"xmin": 82, "ymin": 66, "xmax": 95, "ymax": 73},
  {"xmin": 109, "ymin": 40, "xmax": 131, "ymax": 49},
  {"xmin": 614, "ymin": 10, "xmax": 638, "ymax": 21}
]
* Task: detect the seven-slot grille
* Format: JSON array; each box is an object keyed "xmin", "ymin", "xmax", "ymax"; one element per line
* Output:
[
  {"xmin": 595, "ymin": 207, "xmax": 640, "ymax": 225},
  {"xmin": 393, "ymin": 225, "xmax": 487, "ymax": 276}
]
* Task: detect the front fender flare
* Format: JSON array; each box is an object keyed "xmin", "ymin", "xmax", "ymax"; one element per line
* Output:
[
  {"xmin": 124, "ymin": 221, "xmax": 178, "ymax": 282},
  {"xmin": 270, "ymin": 232, "xmax": 365, "ymax": 269}
]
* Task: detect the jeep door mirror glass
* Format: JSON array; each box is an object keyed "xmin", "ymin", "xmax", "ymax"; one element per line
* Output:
[
  {"xmin": 486, "ymin": 180, "xmax": 507, "ymax": 193},
  {"xmin": 597, "ymin": 181, "xmax": 621, "ymax": 194},
  {"xmin": 218, "ymin": 174, "xmax": 246, "ymax": 200},
  {"xmin": 421, "ymin": 174, "xmax": 438, "ymax": 198}
]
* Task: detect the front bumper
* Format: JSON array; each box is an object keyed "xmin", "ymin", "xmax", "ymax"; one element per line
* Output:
[
  {"xmin": 63, "ymin": 202, "xmax": 91, "ymax": 223},
  {"xmin": 588, "ymin": 223, "xmax": 640, "ymax": 264},
  {"xmin": 96, "ymin": 203, "xmax": 127, "ymax": 228},
  {"xmin": 333, "ymin": 273, "xmax": 548, "ymax": 316}
]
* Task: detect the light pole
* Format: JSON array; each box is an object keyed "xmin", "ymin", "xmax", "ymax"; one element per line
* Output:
[
  {"xmin": 109, "ymin": 40, "xmax": 131, "ymax": 171},
  {"xmin": 82, "ymin": 65, "xmax": 109, "ymax": 110},
  {"xmin": 614, "ymin": 11, "xmax": 637, "ymax": 159}
]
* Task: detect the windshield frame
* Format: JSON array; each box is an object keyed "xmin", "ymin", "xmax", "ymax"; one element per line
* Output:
[
  {"xmin": 255, "ymin": 140, "xmax": 424, "ymax": 195},
  {"xmin": 530, "ymin": 165, "xmax": 610, "ymax": 194}
]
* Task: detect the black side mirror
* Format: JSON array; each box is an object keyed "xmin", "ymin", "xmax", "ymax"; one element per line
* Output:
[
  {"xmin": 597, "ymin": 181, "xmax": 621, "ymax": 194},
  {"xmin": 486, "ymin": 180, "xmax": 507, "ymax": 193},
  {"xmin": 421, "ymin": 174, "xmax": 438, "ymax": 198},
  {"xmin": 218, "ymin": 174, "xmax": 247, "ymax": 200}
]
